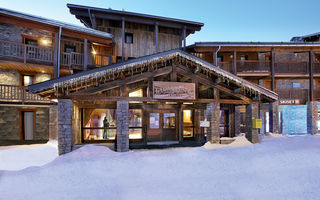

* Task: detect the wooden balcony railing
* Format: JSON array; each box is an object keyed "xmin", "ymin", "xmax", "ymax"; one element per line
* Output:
[
  {"xmin": 217, "ymin": 62, "xmax": 233, "ymax": 73},
  {"xmin": 0, "ymin": 40, "xmax": 53, "ymax": 63},
  {"xmin": 313, "ymin": 62, "xmax": 320, "ymax": 73},
  {"xmin": 0, "ymin": 84, "xmax": 50, "ymax": 103},
  {"xmin": 275, "ymin": 62, "xmax": 308, "ymax": 74},
  {"xmin": 276, "ymin": 89, "xmax": 309, "ymax": 102},
  {"xmin": 0, "ymin": 40, "xmax": 111, "ymax": 68},
  {"xmin": 237, "ymin": 60, "xmax": 271, "ymax": 73}
]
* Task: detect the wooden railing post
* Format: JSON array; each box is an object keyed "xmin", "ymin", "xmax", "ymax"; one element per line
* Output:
[
  {"xmin": 84, "ymin": 38, "xmax": 88, "ymax": 71},
  {"xmin": 22, "ymin": 86, "xmax": 25, "ymax": 104},
  {"xmin": 24, "ymin": 45, "xmax": 27, "ymax": 63}
]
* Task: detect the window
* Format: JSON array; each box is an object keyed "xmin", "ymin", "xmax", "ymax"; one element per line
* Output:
[
  {"xmin": 82, "ymin": 108, "xmax": 142, "ymax": 141},
  {"xmin": 163, "ymin": 113, "xmax": 175, "ymax": 128},
  {"xmin": 116, "ymin": 56, "xmax": 123, "ymax": 63},
  {"xmin": 64, "ymin": 44, "xmax": 76, "ymax": 53},
  {"xmin": 125, "ymin": 33, "xmax": 133, "ymax": 43},
  {"xmin": 240, "ymin": 55, "xmax": 248, "ymax": 60},
  {"xmin": 82, "ymin": 109, "xmax": 117, "ymax": 140},
  {"xmin": 217, "ymin": 56, "xmax": 223, "ymax": 62},
  {"xmin": 183, "ymin": 110, "xmax": 194, "ymax": 137},
  {"xmin": 24, "ymin": 38, "xmax": 38, "ymax": 46},
  {"xmin": 22, "ymin": 75, "xmax": 34, "ymax": 86},
  {"xmin": 129, "ymin": 109, "xmax": 143, "ymax": 139}
]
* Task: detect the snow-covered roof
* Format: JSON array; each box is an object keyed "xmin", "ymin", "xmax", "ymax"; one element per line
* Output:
[
  {"xmin": 0, "ymin": 7, "xmax": 113, "ymax": 40},
  {"xmin": 28, "ymin": 49, "xmax": 278, "ymax": 101}
]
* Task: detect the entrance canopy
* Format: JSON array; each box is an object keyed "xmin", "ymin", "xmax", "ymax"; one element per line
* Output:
[{"xmin": 28, "ymin": 49, "xmax": 278, "ymax": 103}]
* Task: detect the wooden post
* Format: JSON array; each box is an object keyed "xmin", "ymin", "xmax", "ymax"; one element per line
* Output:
[
  {"xmin": 171, "ymin": 65, "xmax": 177, "ymax": 81},
  {"xmin": 212, "ymin": 51, "xmax": 217, "ymax": 65},
  {"xmin": 155, "ymin": 22, "xmax": 159, "ymax": 53},
  {"xmin": 24, "ymin": 45, "xmax": 27, "ymax": 64},
  {"xmin": 148, "ymin": 77, "xmax": 153, "ymax": 98},
  {"xmin": 53, "ymin": 32, "xmax": 59, "ymax": 78},
  {"xmin": 309, "ymin": 50, "xmax": 314, "ymax": 101},
  {"xmin": 233, "ymin": 51, "xmax": 237, "ymax": 74},
  {"xmin": 178, "ymin": 103, "xmax": 183, "ymax": 142},
  {"xmin": 121, "ymin": 17, "xmax": 125, "ymax": 62},
  {"xmin": 84, "ymin": 38, "xmax": 88, "ymax": 71},
  {"xmin": 271, "ymin": 49, "xmax": 275, "ymax": 91},
  {"xmin": 182, "ymin": 26, "xmax": 186, "ymax": 50}
]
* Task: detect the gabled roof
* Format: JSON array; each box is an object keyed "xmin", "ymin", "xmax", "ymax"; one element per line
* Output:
[
  {"xmin": 67, "ymin": 4, "xmax": 203, "ymax": 33},
  {"xmin": 28, "ymin": 49, "xmax": 278, "ymax": 101},
  {"xmin": 0, "ymin": 7, "xmax": 113, "ymax": 40}
]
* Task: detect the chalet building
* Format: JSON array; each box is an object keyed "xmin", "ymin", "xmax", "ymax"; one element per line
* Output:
[
  {"xmin": 0, "ymin": 8, "xmax": 113, "ymax": 143},
  {"xmin": 66, "ymin": 4, "xmax": 203, "ymax": 61},
  {"xmin": 186, "ymin": 42, "xmax": 320, "ymax": 135},
  {"xmin": 28, "ymin": 49, "xmax": 278, "ymax": 154},
  {"xmin": 1, "ymin": 4, "xmax": 319, "ymax": 154}
]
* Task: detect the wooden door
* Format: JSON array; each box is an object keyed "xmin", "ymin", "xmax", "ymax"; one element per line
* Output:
[{"xmin": 147, "ymin": 110, "xmax": 178, "ymax": 142}]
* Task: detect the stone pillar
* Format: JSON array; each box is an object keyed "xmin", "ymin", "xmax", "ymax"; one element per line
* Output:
[
  {"xmin": 206, "ymin": 102, "xmax": 220, "ymax": 143},
  {"xmin": 49, "ymin": 104, "xmax": 58, "ymax": 140},
  {"xmin": 307, "ymin": 101, "xmax": 318, "ymax": 135},
  {"xmin": 245, "ymin": 103, "xmax": 259, "ymax": 143},
  {"xmin": 116, "ymin": 100, "xmax": 129, "ymax": 152},
  {"xmin": 58, "ymin": 99, "xmax": 74, "ymax": 155},
  {"xmin": 269, "ymin": 101, "xmax": 279, "ymax": 134},
  {"xmin": 234, "ymin": 106, "xmax": 241, "ymax": 136}
]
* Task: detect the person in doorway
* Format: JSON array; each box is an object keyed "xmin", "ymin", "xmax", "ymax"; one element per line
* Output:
[{"xmin": 103, "ymin": 116, "xmax": 109, "ymax": 139}]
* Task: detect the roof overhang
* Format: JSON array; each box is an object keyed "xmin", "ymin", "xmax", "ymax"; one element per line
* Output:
[{"xmin": 28, "ymin": 49, "xmax": 278, "ymax": 102}]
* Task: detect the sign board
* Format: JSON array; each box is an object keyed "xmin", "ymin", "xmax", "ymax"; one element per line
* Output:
[
  {"xmin": 200, "ymin": 120, "xmax": 210, "ymax": 128},
  {"xmin": 279, "ymin": 99, "xmax": 301, "ymax": 105},
  {"xmin": 153, "ymin": 81, "xmax": 196, "ymax": 100},
  {"xmin": 252, "ymin": 118, "xmax": 262, "ymax": 129}
]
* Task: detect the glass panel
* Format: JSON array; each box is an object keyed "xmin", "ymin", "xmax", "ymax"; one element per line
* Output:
[
  {"xmin": 150, "ymin": 113, "xmax": 160, "ymax": 129},
  {"xmin": 163, "ymin": 113, "xmax": 175, "ymax": 128},
  {"xmin": 84, "ymin": 129, "xmax": 116, "ymax": 140},
  {"xmin": 129, "ymin": 128, "xmax": 142, "ymax": 139},
  {"xmin": 23, "ymin": 75, "xmax": 34, "ymax": 86},
  {"xmin": 183, "ymin": 110, "xmax": 193, "ymax": 137}
]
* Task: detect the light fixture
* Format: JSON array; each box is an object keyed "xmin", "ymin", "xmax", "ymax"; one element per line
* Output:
[
  {"xmin": 92, "ymin": 48, "xmax": 97, "ymax": 55},
  {"xmin": 41, "ymin": 39, "xmax": 49, "ymax": 46}
]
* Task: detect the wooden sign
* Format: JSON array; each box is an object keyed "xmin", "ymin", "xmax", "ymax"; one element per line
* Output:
[
  {"xmin": 153, "ymin": 81, "xmax": 196, "ymax": 100},
  {"xmin": 279, "ymin": 99, "xmax": 301, "ymax": 105}
]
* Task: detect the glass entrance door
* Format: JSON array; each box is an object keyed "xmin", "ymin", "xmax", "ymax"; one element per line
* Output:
[{"xmin": 147, "ymin": 110, "xmax": 177, "ymax": 142}]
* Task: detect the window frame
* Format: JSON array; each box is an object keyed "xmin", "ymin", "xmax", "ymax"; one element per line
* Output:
[{"xmin": 125, "ymin": 32, "xmax": 133, "ymax": 44}]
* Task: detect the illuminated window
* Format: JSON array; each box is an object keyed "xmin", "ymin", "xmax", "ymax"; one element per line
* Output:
[
  {"xmin": 129, "ymin": 88, "xmax": 143, "ymax": 97},
  {"xmin": 183, "ymin": 110, "xmax": 194, "ymax": 137},
  {"xmin": 125, "ymin": 33, "xmax": 133, "ymax": 43},
  {"xmin": 22, "ymin": 75, "xmax": 34, "ymax": 86},
  {"xmin": 163, "ymin": 113, "xmax": 175, "ymax": 128},
  {"xmin": 129, "ymin": 109, "xmax": 142, "ymax": 139},
  {"xmin": 82, "ymin": 109, "xmax": 117, "ymax": 140}
]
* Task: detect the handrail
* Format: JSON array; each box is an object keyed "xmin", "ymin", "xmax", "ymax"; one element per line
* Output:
[{"xmin": 0, "ymin": 84, "xmax": 50, "ymax": 103}]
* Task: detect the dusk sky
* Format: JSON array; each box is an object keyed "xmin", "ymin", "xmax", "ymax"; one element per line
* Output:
[{"xmin": 2, "ymin": 0, "xmax": 319, "ymax": 45}]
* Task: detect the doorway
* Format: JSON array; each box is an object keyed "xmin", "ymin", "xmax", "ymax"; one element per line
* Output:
[
  {"xmin": 147, "ymin": 110, "xmax": 178, "ymax": 143},
  {"xmin": 219, "ymin": 110, "xmax": 229, "ymax": 137},
  {"xmin": 19, "ymin": 110, "xmax": 36, "ymax": 140}
]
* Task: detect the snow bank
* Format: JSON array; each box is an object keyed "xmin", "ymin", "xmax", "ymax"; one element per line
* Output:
[
  {"xmin": 0, "ymin": 140, "xmax": 58, "ymax": 171},
  {"xmin": 203, "ymin": 135, "xmax": 253, "ymax": 149},
  {"xmin": 1, "ymin": 136, "xmax": 320, "ymax": 200}
]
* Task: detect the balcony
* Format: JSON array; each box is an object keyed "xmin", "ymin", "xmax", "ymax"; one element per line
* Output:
[
  {"xmin": 275, "ymin": 62, "xmax": 308, "ymax": 74},
  {"xmin": 0, "ymin": 40, "xmax": 111, "ymax": 69},
  {"xmin": 237, "ymin": 60, "xmax": 271, "ymax": 73},
  {"xmin": 0, "ymin": 84, "xmax": 50, "ymax": 104},
  {"xmin": 217, "ymin": 62, "xmax": 232, "ymax": 73}
]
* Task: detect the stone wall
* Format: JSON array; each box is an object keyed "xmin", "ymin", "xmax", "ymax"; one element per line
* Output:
[
  {"xmin": 307, "ymin": 101, "xmax": 318, "ymax": 135},
  {"xmin": 58, "ymin": 99, "xmax": 74, "ymax": 155},
  {"xmin": 0, "ymin": 23, "xmax": 52, "ymax": 47},
  {"xmin": 116, "ymin": 101, "xmax": 129, "ymax": 152},
  {"xmin": 0, "ymin": 69, "xmax": 19, "ymax": 85},
  {"xmin": 48, "ymin": 105, "xmax": 58, "ymax": 140},
  {"xmin": 36, "ymin": 73, "xmax": 51, "ymax": 83},
  {"xmin": 206, "ymin": 102, "xmax": 220, "ymax": 143},
  {"xmin": 0, "ymin": 106, "xmax": 49, "ymax": 140},
  {"xmin": 245, "ymin": 104, "xmax": 259, "ymax": 143}
]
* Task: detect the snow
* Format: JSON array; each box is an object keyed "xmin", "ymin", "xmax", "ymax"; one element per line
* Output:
[
  {"xmin": 0, "ymin": 140, "xmax": 58, "ymax": 171},
  {"xmin": 204, "ymin": 134, "xmax": 253, "ymax": 149},
  {"xmin": 1, "ymin": 136, "xmax": 320, "ymax": 200}
]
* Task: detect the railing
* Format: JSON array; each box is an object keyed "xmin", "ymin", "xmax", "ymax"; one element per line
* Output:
[
  {"xmin": 0, "ymin": 40, "xmax": 53, "ymax": 63},
  {"xmin": 89, "ymin": 54, "xmax": 111, "ymax": 67},
  {"xmin": 237, "ymin": 60, "xmax": 271, "ymax": 73},
  {"xmin": 61, "ymin": 52, "xmax": 84, "ymax": 66},
  {"xmin": 313, "ymin": 62, "xmax": 320, "ymax": 73},
  {"xmin": 275, "ymin": 62, "xmax": 308, "ymax": 74},
  {"xmin": 0, "ymin": 40, "xmax": 111, "ymax": 68},
  {"xmin": 276, "ymin": 89, "xmax": 309, "ymax": 102},
  {"xmin": 313, "ymin": 88, "xmax": 320, "ymax": 100},
  {"xmin": 0, "ymin": 84, "xmax": 50, "ymax": 103},
  {"xmin": 217, "ymin": 62, "xmax": 233, "ymax": 73}
]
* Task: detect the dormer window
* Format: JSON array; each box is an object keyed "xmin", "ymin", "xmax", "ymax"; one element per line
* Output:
[{"xmin": 125, "ymin": 33, "xmax": 133, "ymax": 43}]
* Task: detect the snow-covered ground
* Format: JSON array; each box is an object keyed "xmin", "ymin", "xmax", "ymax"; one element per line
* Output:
[{"xmin": 1, "ymin": 135, "xmax": 320, "ymax": 200}]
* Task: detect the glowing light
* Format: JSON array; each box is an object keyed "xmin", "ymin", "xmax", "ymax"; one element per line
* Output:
[{"xmin": 41, "ymin": 39, "xmax": 49, "ymax": 45}]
